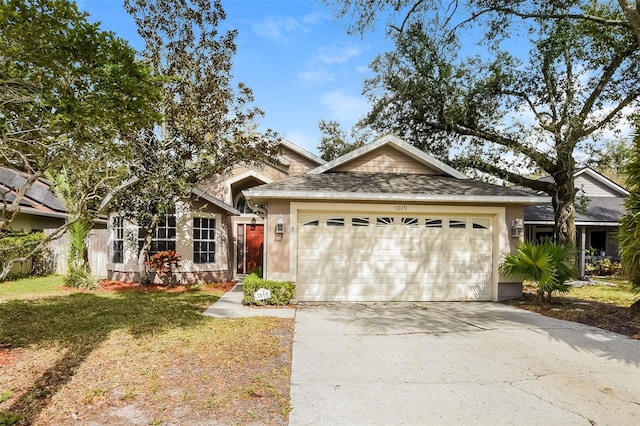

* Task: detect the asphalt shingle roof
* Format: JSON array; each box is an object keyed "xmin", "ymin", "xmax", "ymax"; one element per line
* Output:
[
  {"xmin": 249, "ymin": 172, "xmax": 539, "ymax": 198},
  {"xmin": 525, "ymin": 197, "xmax": 625, "ymax": 223}
]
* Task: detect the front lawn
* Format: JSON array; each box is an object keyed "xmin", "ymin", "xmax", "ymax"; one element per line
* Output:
[
  {"xmin": 0, "ymin": 277, "xmax": 293, "ymax": 425},
  {"xmin": 0, "ymin": 275, "xmax": 69, "ymax": 300}
]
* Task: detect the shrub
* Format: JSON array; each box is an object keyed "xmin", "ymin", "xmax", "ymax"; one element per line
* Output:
[
  {"xmin": 0, "ymin": 231, "xmax": 46, "ymax": 276},
  {"xmin": 146, "ymin": 250, "xmax": 182, "ymax": 275},
  {"xmin": 500, "ymin": 241, "xmax": 575, "ymax": 303},
  {"xmin": 64, "ymin": 264, "xmax": 98, "ymax": 290},
  {"xmin": 586, "ymin": 258, "xmax": 622, "ymax": 276},
  {"xmin": 242, "ymin": 272, "xmax": 295, "ymax": 306}
]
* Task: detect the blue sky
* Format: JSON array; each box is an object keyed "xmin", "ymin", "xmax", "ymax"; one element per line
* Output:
[{"xmin": 76, "ymin": 0, "xmax": 391, "ymax": 155}]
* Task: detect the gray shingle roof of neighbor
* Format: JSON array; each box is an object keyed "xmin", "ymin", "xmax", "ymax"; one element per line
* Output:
[
  {"xmin": 524, "ymin": 197, "xmax": 625, "ymax": 223},
  {"xmin": 245, "ymin": 172, "xmax": 546, "ymax": 201},
  {"xmin": 0, "ymin": 167, "xmax": 66, "ymax": 212}
]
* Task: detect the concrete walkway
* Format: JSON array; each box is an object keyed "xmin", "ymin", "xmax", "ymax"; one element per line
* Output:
[
  {"xmin": 289, "ymin": 302, "xmax": 640, "ymax": 425},
  {"xmin": 202, "ymin": 283, "xmax": 295, "ymax": 318}
]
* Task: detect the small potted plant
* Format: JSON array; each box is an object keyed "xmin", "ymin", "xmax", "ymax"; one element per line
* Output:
[{"xmin": 146, "ymin": 250, "xmax": 182, "ymax": 286}]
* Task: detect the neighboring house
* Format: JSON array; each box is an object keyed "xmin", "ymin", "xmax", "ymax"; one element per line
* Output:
[
  {"xmin": 524, "ymin": 167, "xmax": 629, "ymax": 276},
  {"xmin": 0, "ymin": 167, "xmax": 68, "ymax": 232},
  {"xmin": 0, "ymin": 167, "xmax": 109, "ymax": 276},
  {"xmin": 106, "ymin": 139, "xmax": 325, "ymax": 284},
  {"xmin": 107, "ymin": 135, "xmax": 548, "ymax": 301}
]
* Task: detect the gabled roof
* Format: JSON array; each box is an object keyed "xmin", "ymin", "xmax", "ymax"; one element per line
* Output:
[
  {"xmin": 279, "ymin": 138, "xmax": 326, "ymax": 166},
  {"xmin": 575, "ymin": 167, "xmax": 629, "ymax": 196},
  {"xmin": 244, "ymin": 172, "xmax": 549, "ymax": 205},
  {"xmin": 98, "ymin": 177, "xmax": 239, "ymax": 216},
  {"xmin": 307, "ymin": 134, "xmax": 468, "ymax": 179}
]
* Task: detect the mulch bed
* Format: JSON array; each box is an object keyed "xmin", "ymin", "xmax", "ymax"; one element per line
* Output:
[
  {"xmin": 58, "ymin": 280, "xmax": 236, "ymax": 294},
  {"xmin": 508, "ymin": 290, "xmax": 640, "ymax": 340}
]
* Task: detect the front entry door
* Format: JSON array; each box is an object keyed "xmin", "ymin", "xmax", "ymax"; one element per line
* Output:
[{"xmin": 237, "ymin": 224, "xmax": 264, "ymax": 274}]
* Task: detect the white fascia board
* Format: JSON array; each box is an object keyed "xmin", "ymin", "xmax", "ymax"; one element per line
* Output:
[
  {"xmin": 192, "ymin": 188, "xmax": 241, "ymax": 215},
  {"xmin": 280, "ymin": 138, "xmax": 325, "ymax": 165},
  {"xmin": 307, "ymin": 134, "xmax": 469, "ymax": 179},
  {"xmin": 245, "ymin": 189, "xmax": 550, "ymax": 205}
]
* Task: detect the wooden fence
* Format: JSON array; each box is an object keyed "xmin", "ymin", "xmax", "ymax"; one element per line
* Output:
[{"xmin": 44, "ymin": 228, "xmax": 109, "ymax": 278}]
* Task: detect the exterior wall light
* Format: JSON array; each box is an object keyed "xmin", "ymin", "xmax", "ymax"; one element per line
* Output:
[
  {"xmin": 511, "ymin": 218, "xmax": 524, "ymax": 238},
  {"xmin": 250, "ymin": 216, "xmax": 256, "ymax": 230},
  {"xmin": 275, "ymin": 214, "xmax": 285, "ymax": 234}
]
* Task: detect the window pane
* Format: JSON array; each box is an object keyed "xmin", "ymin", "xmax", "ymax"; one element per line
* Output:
[
  {"xmin": 401, "ymin": 217, "xmax": 419, "ymax": 227},
  {"xmin": 449, "ymin": 218, "xmax": 466, "ymax": 229},
  {"xmin": 327, "ymin": 217, "xmax": 345, "ymax": 227},
  {"xmin": 472, "ymin": 218, "xmax": 490, "ymax": 230},
  {"xmin": 351, "ymin": 217, "xmax": 370, "ymax": 227},
  {"xmin": 377, "ymin": 217, "xmax": 394, "ymax": 226},
  {"xmin": 425, "ymin": 218, "xmax": 443, "ymax": 228}
]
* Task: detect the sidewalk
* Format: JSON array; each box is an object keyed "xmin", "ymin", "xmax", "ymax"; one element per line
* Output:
[{"xmin": 202, "ymin": 283, "xmax": 296, "ymax": 318}]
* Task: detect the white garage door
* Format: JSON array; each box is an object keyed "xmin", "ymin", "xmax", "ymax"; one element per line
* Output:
[{"xmin": 297, "ymin": 212, "xmax": 494, "ymax": 301}]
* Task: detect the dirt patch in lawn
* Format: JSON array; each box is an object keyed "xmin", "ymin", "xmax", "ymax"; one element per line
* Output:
[
  {"xmin": 506, "ymin": 287, "xmax": 640, "ymax": 340},
  {"xmin": 0, "ymin": 283, "xmax": 294, "ymax": 425}
]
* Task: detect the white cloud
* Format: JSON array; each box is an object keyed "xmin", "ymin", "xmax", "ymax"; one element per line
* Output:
[
  {"xmin": 297, "ymin": 44, "xmax": 362, "ymax": 85},
  {"xmin": 320, "ymin": 90, "xmax": 369, "ymax": 124},
  {"xmin": 316, "ymin": 46, "xmax": 361, "ymax": 64},
  {"xmin": 252, "ymin": 16, "xmax": 309, "ymax": 43},
  {"xmin": 297, "ymin": 68, "xmax": 335, "ymax": 84}
]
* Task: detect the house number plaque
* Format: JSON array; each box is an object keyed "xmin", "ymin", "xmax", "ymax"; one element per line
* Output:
[{"xmin": 394, "ymin": 205, "xmax": 408, "ymax": 211}]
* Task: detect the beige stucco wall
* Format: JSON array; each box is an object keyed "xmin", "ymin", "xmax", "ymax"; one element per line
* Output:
[
  {"xmin": 334, "ymin": 145, "xmax": 439, "ymax": 174},
  {"xmin": 497, "ymin": 204, "xmax": 525, "ymax": 300},
  {"xmin": 107, "ymin": 199, "xmax": 232, "ymax": 284},
  {"xmin": 264, "ymin": 200, "xmax": 290, "ymax": 280}
]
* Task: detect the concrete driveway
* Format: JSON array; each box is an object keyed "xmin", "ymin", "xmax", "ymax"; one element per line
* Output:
[{"xmin": 289, "ymin": 302, "xmax": 640, "ymax": 425}]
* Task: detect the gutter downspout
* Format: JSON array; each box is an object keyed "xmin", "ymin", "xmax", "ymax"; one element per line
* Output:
[{"xmin": 244, "ymin": 195, "xmax": 267, "ymax": 278}]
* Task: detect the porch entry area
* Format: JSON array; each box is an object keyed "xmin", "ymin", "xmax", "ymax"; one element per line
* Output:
[{"xmin": 236, "ymin": 223, "xmax": 264, "ymax": 275}]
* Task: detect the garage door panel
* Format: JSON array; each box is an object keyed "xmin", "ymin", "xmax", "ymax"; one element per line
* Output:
[{"xmin": 296, "ymin": 211, "xmax": 495, "ymax": 302}]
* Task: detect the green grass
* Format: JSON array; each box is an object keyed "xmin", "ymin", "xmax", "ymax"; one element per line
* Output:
[
  {"xmin": 569, "ymin": 278, "xmax": 637, "ymax": 307},
  {"xmin": 0, "ymin": 275, "xmax": 67, "ymax": 300}
]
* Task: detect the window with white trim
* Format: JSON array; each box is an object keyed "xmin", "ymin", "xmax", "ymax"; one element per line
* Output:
[
  {"xmin": 193, "ymin": 217, "xmax": 216, "ymax": 263},
  {"xmin": 448, "ymin": 218, "xmax": 467, "ymax": 229},
  {"xmin": 377, "ymin": 217, "xmax": 395, "ymax": 227},
  {"xmin": 351, "ymin": 217, "xmax": 370, "ymax": 227},
  {"xmin": 300, "ymin": 215, "xmax": 319, "ymax": 226},
  {"xmin": 425, "ymin": 218, "xmax": 443, "ymax": 228},
  {"xmin": 401, "ymin": 217, "xmax": 419, "ymax": 227},
  {"xmin": 138, "ymin": 215, "xmax": 176, "ymax": 255},
  {"xmin": 472, "ymin": 218, "xmax": 491, "ymax": 230},
  {"xmin": 327, "ymin": 217, "xmax": 345, "ymax": 227},
  {"xmin": 112, "ymin": 216, "xmax": 124, "ymax": 263}
]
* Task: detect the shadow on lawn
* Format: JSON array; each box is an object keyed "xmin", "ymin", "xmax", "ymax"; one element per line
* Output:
[{"xmin": 0, "ymin": 290, "xmax": 220, "ymax": 423}]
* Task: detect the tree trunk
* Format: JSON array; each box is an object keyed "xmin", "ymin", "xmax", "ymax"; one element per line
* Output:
[
  {"xmin": 138, "ymin": 231, "xmax": 152, "ymax": 286},
  {"xmin": 551, "ymin": 158, "xmax": 577, "ymax": 247}
]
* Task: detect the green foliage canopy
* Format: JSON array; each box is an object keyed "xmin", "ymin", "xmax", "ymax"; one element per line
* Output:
[{"xmin": 323, "ymin": 0, "xmax": 640, "ymax": 246}]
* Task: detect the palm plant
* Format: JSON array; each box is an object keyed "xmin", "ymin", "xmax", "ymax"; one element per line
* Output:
[
  {"xmin": 619, "ymin": 124, "xmax": 640, "ymax": 293},
  {"xmin": 500, "ymin": 241, "xmax": 574, "ymax": 303}
]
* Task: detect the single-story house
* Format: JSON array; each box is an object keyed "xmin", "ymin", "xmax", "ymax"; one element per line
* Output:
[
  {"xmin": 107, "ymin": 134, "xmax": 549, "ymax": 301},
  {"xmin": 244, "ymin": 135, "xmax": 548, "ymax": 302},
  {"xmin": 524, "ymin": 167, "xmax": 628, "ymax": 276}
]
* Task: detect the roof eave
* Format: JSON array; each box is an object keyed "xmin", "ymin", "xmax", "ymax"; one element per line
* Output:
[
  {"xmin": 192, "ymin": 188, "xmax": 240, "ymax": 215},
  {"xmin": 245, "ymin": 189, "xmax": 550, "ymax": 205}
]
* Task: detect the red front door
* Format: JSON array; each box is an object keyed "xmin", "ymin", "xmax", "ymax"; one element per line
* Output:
[{"xmin": 237, "ymin": 224, "xmax": 264, "ymax": 274}]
